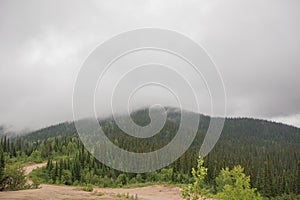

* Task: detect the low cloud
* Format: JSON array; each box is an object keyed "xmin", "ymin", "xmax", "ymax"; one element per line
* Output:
[{"xmin": 0, "ymin": 0, "xmax": 299, "ymax": 131}]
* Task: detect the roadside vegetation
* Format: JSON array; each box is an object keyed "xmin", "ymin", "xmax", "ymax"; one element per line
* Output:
[
  {"xmin": 0, "ymin": 111, "xmax": 300, "ymax": 199},
  {"xmin": 0, "ymin": 159, "xmax": 34, "ymax": 191},
  {"xmin": 182, "ymin": 157, "xmax": 262, "ymax": 200}
]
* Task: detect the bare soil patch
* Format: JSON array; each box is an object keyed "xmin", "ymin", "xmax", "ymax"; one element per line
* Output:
[{"xmin": 0, "ymin": 184, "xmax": 183, "ymax": 200}]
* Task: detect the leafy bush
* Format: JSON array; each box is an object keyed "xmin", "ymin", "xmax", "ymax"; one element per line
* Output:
[
  {"xmin": 181, "ymin": 158, "xmax": 263, "ymax": 200},
  {"xmin": 97, "ymin": 191, "xmax": 105, "ymax": 196},
  {"xmin": 29, "ymin": 150, "xmax": 42, "ymax": 163},
  {"xmin": 116, "ymin": 193, "xmax": 125, "ymax": 198},
  {"xmin": 116, "ymin": 174, "xmax": 129, "ymax": 186},
  {"xmin": 61, "ymin": 169, "xmax": 72, "ymax": 185},
  {"xmin": 82, "ymin": 183, "xmax": 94, "ymax": 192},
  {"xmin": 181, "ymin": 157, "xmax": 209, "ymax": 200},
  {"xmin": 29, "ymin": 167, "xmax": 50, "ymax": 184},
  {"xmin": 100, "ymin": 175, "xmax": 115, "ymax": 187},
  {"xmin": 216, "ymin": 165, "xmax": 262, "ymax": 200},
  {"xmin": 2, "ymin": 164, "xmax": 27, "ymax": 191},
  {"xmin": 160, "ymin": 168, "xmax": 173, "ymax": 182}
]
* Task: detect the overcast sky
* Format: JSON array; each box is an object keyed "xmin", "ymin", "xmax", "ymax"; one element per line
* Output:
[{"xmin": 0, "ymin": 0, "xmax": 299, "ymax": 132}]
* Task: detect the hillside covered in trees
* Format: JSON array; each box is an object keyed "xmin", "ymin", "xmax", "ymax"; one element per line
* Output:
[{"xmin": 0, "ymin": 107, "xmax": 300, "ymax": 199}]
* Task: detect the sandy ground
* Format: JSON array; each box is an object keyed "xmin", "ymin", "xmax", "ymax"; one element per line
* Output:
[
  {"xmin": 0, "ymin": 162, "xmax": 212, "ymax": 200},
  {"xmin": 0, "ymin": 184, "xmax": 183, "ymax": 200},
  {"xmin": 95, "ymin": 185, "xmax": 183, "ymax": 200}
]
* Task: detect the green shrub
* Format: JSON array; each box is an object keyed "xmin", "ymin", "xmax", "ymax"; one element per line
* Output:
[
  {"xmin": 216, "ymin": 165, "xmax": 262, "ymax": 200},
  {"xmin": 116, "ymin": 193, "xmax": 125, "ymax": 198},
  {"xmin": 61, "ymin": 170, "xmax": 72, "ymax": 185},
  {"xmin": 181, "ymin": 157, "xmax": 209, "ymax": 200},
  {"xmin": 29, "ymin": 150, "xmax": 42, "ymax": 163},
  {"xmin": 82, "ymin": 184, "xmax": 94, "ymax": 192},
  {"xmin": 97, "ymin": 191, "xmax": 105, "ymax": 196},
  {"xmin": 100, "ymin": 176, "xmax": 114, "ymax": 187},
  {"xmin": 116, "ymin": 174, "xmax": 128, "ymax": 186},
  {"xmin": 160, "ymin": 168, "xmax": 173, "ymax": 182},
  {"xmin": 29, "ymin": 167, "xmax": 50, "ymax": 184},
  {"xmin": 2, "ymin": 164, "xmax": 27, "ymax": 191}
]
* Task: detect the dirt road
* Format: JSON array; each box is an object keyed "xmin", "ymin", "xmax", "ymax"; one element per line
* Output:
[
  {"xmin": 95, "ymin": 185, "xmax": 183, "ymax": 200},
  {"xmin": 0, "ymin": 184, "xmax": 183, "ymax": 200}
]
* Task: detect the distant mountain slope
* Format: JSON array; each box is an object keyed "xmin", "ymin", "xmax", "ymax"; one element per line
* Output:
[
  {"xmin": 21, "ymin": 107, "xmax": 300, "ymax": 145},
  {"xmin": 12, "ymin": 107, "xmax": 300, "ymax": 196},
  {"xmin": 21, "ymin": 122, "xmax": 77, "ymax": 141}
]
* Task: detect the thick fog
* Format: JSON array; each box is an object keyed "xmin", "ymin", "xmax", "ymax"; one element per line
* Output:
[{"xmin": 0, "ymin": 0, "xmax": 299, "ymax": 133}]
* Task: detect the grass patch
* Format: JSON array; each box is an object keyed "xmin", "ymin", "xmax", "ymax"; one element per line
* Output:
[
  {"xmin": 28, "ymin": 167, "xmax": 48, "ymax": 185},
  {"xmin": 97, "ymin": 191, "xmax": 105, "ymax": 196},
  {"xmin": 122, "ymin": 181, "xmax": 180, "ymax": 188},
  {"xmin": 82, "ymin": 184, "xmax": 94, "ymax": 192},
  {"xmin": 115, "ymin": 193, "xmax": 138, "ymax": 200}
]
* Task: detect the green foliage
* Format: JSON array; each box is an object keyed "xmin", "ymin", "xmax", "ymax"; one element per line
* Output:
[
  {"xmin": 182, "ymin": 159, "xmax": 262, "ymax": 200},
  {"xmin": 116, "ymin": 193, "xmax": 125, "ymax": 198},
  {"xmin": 136, "ymin": 174, "xmax": 144, "ymax": 183},
  {"xmin": 263, "ymin": 155, "xmax": 273, "ymax": 197},
  {"xmin": 29, "ymin": 167, "xmax": 50, "ymax": 184},
  {"xmin": 115, "ymin": 192, "xmax": 138, "ymax": 200},
  {"xmin": 100, "ymin": 176, "xmax": 114, "ymax": 187},
  {"xmin": 216, "ymin": 165, "xmax": 262, "ymax": 200},
  {"xmin": 29, "ymin": 150, "xmax": 42, "ymax": 163},
  {"xmin": 82, "ymin": 183, "xmax": 94, "ymax": 192},
  {"xmin": 181, "ymin": 157, "xmax": 209, "ymax": 200},
  {"xmin": 0, "ymin": 150, "xmax": 5, "ymax": 191},
  {"xmin": 97, "ymin": 191, "xmax": 105, "ymax": 196},
  {"xmin": 296, "ymin": 161, "xmax": 300, "ymax": 195},
  {"xmin": 160, "ymin": 168, "xmax": 173, "ymax": 182},
  {"xmin": 270, "ymin": 193, "xmax": 300, "ymax": 200},
  {"xmin": 215, "ymin": 167, "xmax": 233, "ymax": 192},
  {"xmin": 0, "ymin": 108, "xmax": 299, "ymax": 198},
  {"xmin": 117, "ymin": 174, "xmax": 129, "ymax": 186},
  {"xmin": 61, "ymin": 170, "xmax": 72, "ymax": 185},
  {"xmin": 1, "ymin": 164, "xmax": 27, "ymax": 191}
]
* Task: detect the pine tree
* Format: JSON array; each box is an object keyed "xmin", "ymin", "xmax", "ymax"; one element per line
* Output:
[
  {"xmin": 0, "ymin": 150, "xmax": 5, "ymax": 191},
  {"xmin": 3, "ymin": 136, "xmax": 6, "ymax": 152},
  {"xmin": 53, "ymin": 162, "xmax": 58, "ymax": 182},
  {"xmin": 58, "ymin": 159, "xmax": 63, "ymax": 182},
  {"xmin": 263, "ymin": 155, "xmax": 273, "ymax": 197},
  {"xmin": 296, "ymin": 161, "xmax": 300, "ymax": 195}
]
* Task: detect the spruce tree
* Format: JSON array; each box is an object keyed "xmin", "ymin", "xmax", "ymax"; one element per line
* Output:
[
  {"xmin": 0, "ymin": 150, "xmax": 5, "ymax": 191},
  {"xmin": 296, "ymin": 161, "xmax": 300, "ymax": 194},
  {"xmin": 263, "ymin": 155, "xmax": 273, "ymax": 197}
]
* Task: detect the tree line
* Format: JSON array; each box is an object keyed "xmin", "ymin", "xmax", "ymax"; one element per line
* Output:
[{"xmin": 0, "ymin": 109, "xmax": 299, "ymax": 199}]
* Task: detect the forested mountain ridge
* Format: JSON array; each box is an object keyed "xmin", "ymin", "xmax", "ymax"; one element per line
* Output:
[
  {"xmin": 21, "ymin": 107, "xmax": 300, "ymax": 149},
  {"xmin": 1, "ymin": 107, "xmax": 300, "ymax": 198}
]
